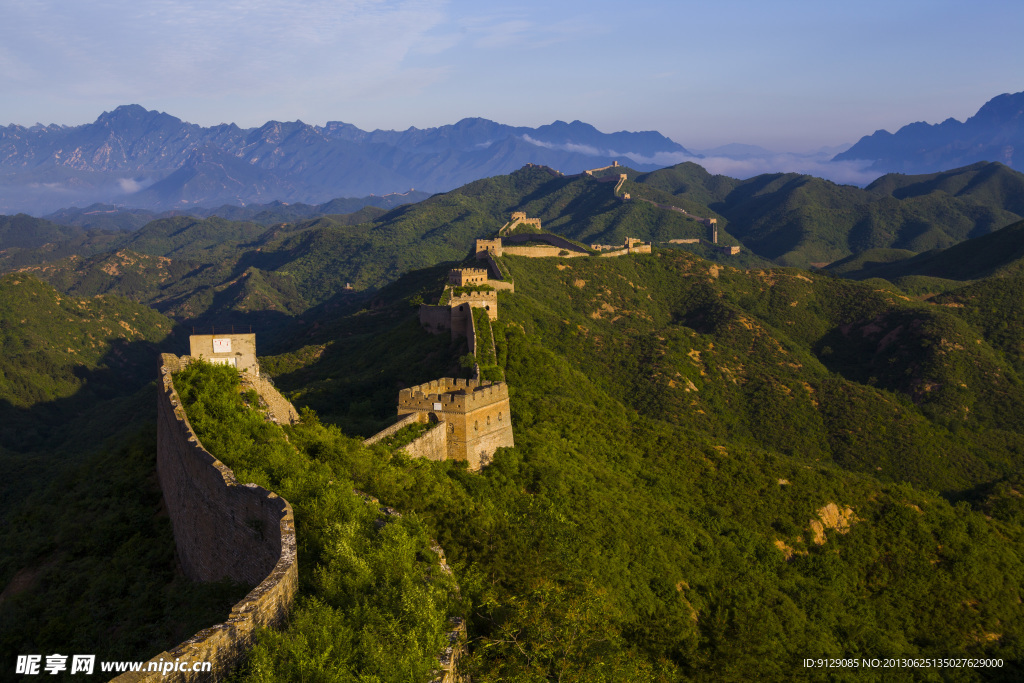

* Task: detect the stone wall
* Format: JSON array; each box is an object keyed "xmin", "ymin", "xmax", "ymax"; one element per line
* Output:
[
  {"xmin": 419, "ymin": 305, "xmax": 452, "ymax": 334},
  {"xmin": 113, "ymin": 355, "xmax": 298, "ymax": 682},
  {"xmin": 502, "ymin": 233, "xmax": 589, "ymax": 254},
  {"xmin": 362, "ymin": 412, "xmax": 425, "ymax": 445},
  {"xmin": 241, "ymin": 374, "xmax": 300, "ymax": 425},
  {"xmin": 479, "ymin": 252, "xmax": 515, "ymax": 291},
  {"xmin": 503, "ymin": 245, "xmax": 588, "ymax": 258},
  {"xmin": 403, "ymin": 421, "xmax": 449, "ymax": 462}
]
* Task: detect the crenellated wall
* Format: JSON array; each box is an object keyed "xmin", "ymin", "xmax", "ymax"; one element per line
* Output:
[{"xmin": 113, "ymin": 355, "xmax": 299, "ymax": 682}]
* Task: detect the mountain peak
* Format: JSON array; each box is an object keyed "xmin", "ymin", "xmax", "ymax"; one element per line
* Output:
[
  {"xmin": 834, "ymin": 91, "xmax": 1024, "ymax": 173},
  {"xmin": 95, "ymin": 104, "xmax": 181, "ymax": 127}
]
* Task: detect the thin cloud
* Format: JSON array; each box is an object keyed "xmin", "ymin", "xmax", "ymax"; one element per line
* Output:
[
  {"xmin": 619, "ymin": 151, "xmax": 882, "ymax": 186},
  {"xmin": 457, "ymin": 11, "xmax": 605, "ymax": 51},
  {"xmin": 520, "ymin": 134, "xmax": 603, "ymax": 156}
]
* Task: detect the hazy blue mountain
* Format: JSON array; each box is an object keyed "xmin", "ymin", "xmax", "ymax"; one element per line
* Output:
[
  {"xmin": 42, "ymin": 191, "xmax": 430, "ymax": 232},
  {"xmin": 0, "ymin": 106, "xmax": 693, "ymax": 214},
  {"xmin": 835, "ymin": 91, "xmax": 1024, "ymax": 173}
]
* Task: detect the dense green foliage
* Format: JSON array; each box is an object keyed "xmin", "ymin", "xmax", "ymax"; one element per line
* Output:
[
  {"xmin": 0, "ymin": 423, "xmax": 250, "ymax": 675},
  {"xmin": 172, "ymin": 361, "xmax": 460, "ymax": 682},
  {"xmin": 0, "ymin": 273, "xmax": 173, "ymax": 450},
  {"xmin": 472, "ymin": 307, "xmax": 502, "ymax": 381},
  {"xmin": 255, "ymin": 249, "xmax": 1024, "ymax": 680}
]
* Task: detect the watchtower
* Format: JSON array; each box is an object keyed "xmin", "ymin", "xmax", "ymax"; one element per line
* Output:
[
  {"xmin": 475, "ymin": 238, "xmax": 503, "ymax": 258},
  {"xmin": 397, "ymin": 378, "xmax": 514, "ymax": 470}
]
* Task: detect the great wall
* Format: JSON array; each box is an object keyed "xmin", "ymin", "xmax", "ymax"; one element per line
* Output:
[
  {"xmin": 130, "ymin": 337, "xmax": 463, "ymax": 682},
  {"xmin": 133, "ymin": 189, "xmax": 732, "ymax": 680},
  {"xmin": 524, "ymin": 160, "xmax": 741, "ymax": 255}
]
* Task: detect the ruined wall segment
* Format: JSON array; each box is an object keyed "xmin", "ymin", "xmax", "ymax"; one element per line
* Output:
[
  {"xmin": 114, "ymin": 354, "xmax": 299, "ymax": 682},
  {"xmin": 189, "ymin": 334, "xmax": 258, "ymax": 375}
]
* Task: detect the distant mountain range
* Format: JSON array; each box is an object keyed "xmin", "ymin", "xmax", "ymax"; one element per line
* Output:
[
  {"xmin": 40, "ymin": 191, "xmax": 431, "ymax": 232},
  {"xmin": 0, "ymin": 106, "xmax": 692, "ymax": 214},
  {"xmin": 834, "ymin": 91, "xmax": 1024, "ymax": 174}
]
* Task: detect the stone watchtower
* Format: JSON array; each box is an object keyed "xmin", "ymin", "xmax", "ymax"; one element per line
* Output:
[
  {"xmin": 448, "ymin": 268, "xmax": 489, "ymax": 286},
  {"xmin": 397, "ymin": 378, "xmax": 514, "ymax": 470},
  {"xmin": 189, "ymin": 333, "xmax": 259, "ymax": 375}
]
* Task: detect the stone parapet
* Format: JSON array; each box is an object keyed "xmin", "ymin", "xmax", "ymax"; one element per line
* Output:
[{"xmin": 398, "ymin": 378, "xmax": 509, "ymax": 413}]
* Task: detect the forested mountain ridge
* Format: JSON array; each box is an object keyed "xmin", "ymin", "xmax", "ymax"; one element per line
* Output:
[
  {"xmin": 239, "ymin": 247, "xmax": 1024, "ymax": 679},
  {"xmin": 623, "ymin": 160, "xmax": 1024, "ymax": 267},
  {"xmin": 8, "ymin": 160, "xmax": 1024, "ymax": 341},
  {"xmin": 2, "ymin": 166, "xmax": 734, "ymax": 335},
  {"xmin": 38, "ymin": 190, "xmax": 428, "ymax": 232}
]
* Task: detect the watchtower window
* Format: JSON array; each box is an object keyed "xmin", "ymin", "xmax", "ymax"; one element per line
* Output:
[{"xmin": 474, "ymin": 420, "xmax": 479, "ymax": 432}]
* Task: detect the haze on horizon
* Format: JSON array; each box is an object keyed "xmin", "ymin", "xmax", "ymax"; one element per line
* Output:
[{"xmin": 1, "ymin": 0, "xmax": 1021, "ymax": 182}]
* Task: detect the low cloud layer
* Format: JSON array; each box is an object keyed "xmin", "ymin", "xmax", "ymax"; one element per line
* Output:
[
  {"xmin": 619, "ymin": 151, "xmax": 882, "ymax": 186},
  {"xmin": 520, "ymin": 134, "xmax": 882, "ymax": 186}
]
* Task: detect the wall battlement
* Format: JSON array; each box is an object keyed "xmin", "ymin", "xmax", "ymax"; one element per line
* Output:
[
  {"xmin": 448, "ymin": 268, "xmax": 489, "ymax": 286},
  {"xmin": 399, "ymin": 377, "xmax": 509, "ymax": 412},
  {"xmin": 450, "ymin": 289, "xmax": 497, "ymax": 305},
  {"xmin": 113, "ymin": 355, "xmax": 298, "ymax": 682}
]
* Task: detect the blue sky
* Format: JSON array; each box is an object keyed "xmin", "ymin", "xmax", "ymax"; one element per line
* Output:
[{"xmin": 1, "ymin": 0, "xmax": 1021, "ymax": 153}]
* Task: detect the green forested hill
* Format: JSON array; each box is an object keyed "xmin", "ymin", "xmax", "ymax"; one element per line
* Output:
[
  {"xmin": 7, "ymin": 161, "xmax": 1024, "ymax": 314},
  {"xmin": 0, "ymin": 273, "xmax": 173, "ymax": 412},
  {"xmin": 626, "ymin": 161, "xmax": 1024, "ymax": 267},
  {"xmin": 4, "ymin": 216, "xmax": 1024, "ymax": 678},
  {"xmin": 244, "ymin": 248, "xmax": 1024, "ymax": 679},
  {"xmin": 827, "ymin": 218, "xmax": 1024, "ymax": 286}
]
